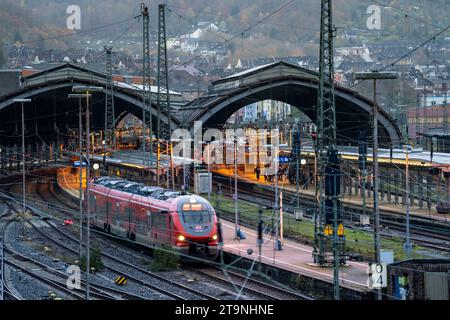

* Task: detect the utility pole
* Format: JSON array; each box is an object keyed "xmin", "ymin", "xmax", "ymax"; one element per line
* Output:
[
  {"xmin": 78, "ymin": 98, "xmax": 84, "ymax": 262},
  {"xmin": 85, "ymin": 92, "xmax": 91, "ymax": 300},
  {"xmin": 257, "ymin": 208, "xmax": 263, "ymax": 264},
  {"xmin": 14, "ymin": 99, "xmax": 31, "ymax": 235},
  {"xmin": 141, "ymin": 3, "xmax": 153, "ymax": 168},
  {"xmin": 1, "ymin": 222, "xmax": 4, "ymax": 300},
  {"xmin": 315, "ymin": 0, "xmax": 343, "ymax": 300},
  {"xmin": 353, "ymin": 71, "xmax": 398, "ymax": 301},
  {"xmin": 404, "ymin": 145, "xmax": 412, "ymax": 258},
  {"xmin": 292, "ymin": 126, "xmax": 302, "ymax": 209},
  {"xmin": 69, "ymin": 93, "xmax": 91, "ymax": 262},
  {"xmin": 273, "ymin": 129, "xmax": 282, "ymax": 251},
  {"xmin": 104, "ymin": 47, "xmax": 116, "ymax": 160},
  {"xmin": 72, "ymin": 86, "xmax": 103, "ymax": 300},
  {"xmin": 359, "ymin": 130, "xmax": 368, "ymax": 226},
  {"xmin": 234, "ymin": 137, "xmax": 239, "ymax": 239},
  {"xmin": 158, "ymin": 4, "xmax": 173, "ymax": 188}
]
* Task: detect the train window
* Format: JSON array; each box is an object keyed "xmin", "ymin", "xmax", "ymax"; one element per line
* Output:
[
  {"xmin": 152, "ymin": 213, "xmax": 166, "ymax": 229},
  {"xmin": 151, "ymin": 214, "xmax": 158, "ymax": 227},
  {"xmin": 181, "ymin": 208, "xmax": 211, "ymax": 224}
]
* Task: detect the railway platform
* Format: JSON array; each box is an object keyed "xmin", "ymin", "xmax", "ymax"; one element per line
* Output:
[
  {"xmin": 213, "ymin": 168, "xmax": 450, "ymax": 224},
  {"xmin": 220, "ymin": 219, "xmax": 369, "ymax": 293},
  {"xmin": 56, "ymin": 167, "xmax": 370, "ymax": 296},
  {"xmin": 83, "ymin": 150, "xmax": 449, "ymax": 223}
]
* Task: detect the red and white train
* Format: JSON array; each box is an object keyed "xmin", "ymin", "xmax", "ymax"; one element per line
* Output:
[{"xmin": 85, "ymin": 176, "xmax": 218, "ymax": 256}]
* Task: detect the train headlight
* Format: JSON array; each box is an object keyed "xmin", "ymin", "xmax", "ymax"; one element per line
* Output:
[
  {"xmin": 212, "ymin": 235, "xmax": 218, "ymax": 241},
  {"xmin": 178, "ymin": 235, "xmax": 185, "ymax": 242}
]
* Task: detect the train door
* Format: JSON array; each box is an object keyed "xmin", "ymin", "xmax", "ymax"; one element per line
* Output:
[
  {"xmin": 136, "ymin": 206, "xmax": 150, "ymax": 237},
  {"xmin": 136, "ymin": 204, "xmax": 146, "ymax": 238},
  {"xmin": 127, "ymin": 197, "xmax": 133, "ymax": 237},
  {"xmin": 106, "ymin": 192, "xmax": 112, "ymax": 227},
  {"xmin": 95, "ymin": 192, "xmax": 106, "ymax": 225},
  {"xmin": 151, "ymin": 210, "xmax": 159, "ymax": 245},
  {"xmin": 146, "ymin": 209, "xmax": 152, "ymax": 243},
  {"xmin": 116, "ymin": 199, "xmax": 124, "ymax": 233},
  {"xmin": 159, "ymin": 211, "xmax": 171, "ymax": 245},
  {"xmin": 168, "ymin": 214, "xmax": 174, "ymax": 245},
  {"xmin": 151, "ymin": 210, "xmax": 164, "ymax": 246},
  {"xmin": 89, "ymin": 193, "xmax": 96, "ymax": 217}
]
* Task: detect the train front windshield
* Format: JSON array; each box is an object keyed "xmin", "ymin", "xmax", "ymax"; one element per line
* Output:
[{"xmin": 181, "ymin": 203, "xmax": 211, "ymax": 224}]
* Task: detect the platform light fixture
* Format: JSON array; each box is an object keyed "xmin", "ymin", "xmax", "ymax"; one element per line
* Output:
[
  {"xmin": 353, "ymin": 70, "xmax": 398, "ymax": 301},
  {"xmin": 71, "ymin": 86, "xmax": 104, "ymax": 301},
  {"xmin": 13, "ymin": 98, "xmax": 32, "ymax": 234},
  {"xmin": 69, "ymin": 93, "xmax": 92, "ymax": 266}
]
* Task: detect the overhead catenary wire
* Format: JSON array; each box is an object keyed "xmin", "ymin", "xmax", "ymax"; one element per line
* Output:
[
  {"xmin": 351, "ymin": 23, "xmax": 450, "ymax": 89},
  {"xmin": 8, "ymin": 16, "xmax": 141, "ymax": 47},
  {"xmin": 168, "ymin": 0, "xmax": 295, "ymax": 73},
  {"xmin": 367, "ymin": 0, "xmax": 448, "ymax": 29}
]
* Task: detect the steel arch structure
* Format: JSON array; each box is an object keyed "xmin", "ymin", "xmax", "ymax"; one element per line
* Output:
[{"xmin": 176, "ymin": 70, "xmax": 402, "ymax": 147}]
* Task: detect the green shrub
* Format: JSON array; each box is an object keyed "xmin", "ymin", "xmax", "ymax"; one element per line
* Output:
[
  {"xmin": 151, "ymin": 245, "xmax": 180, "ymax": 272},
  {"xmin": 80, "ymin": 246, "xmax": 104, "ymax": 272}
]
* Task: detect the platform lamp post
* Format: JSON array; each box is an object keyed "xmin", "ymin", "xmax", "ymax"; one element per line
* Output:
[
  {"xmin": 353, "ymin": 71, "xmax": 398, "ymax": 301},
  {"xmin": 13, "ymin": 98, "xmax": 31, "ymax": 235},
  {"xmin": 72, "ymin": 86, "xmax": 103, "ymax": 300},
  {"xmin": 68, "ymin": 93, "xmax": 91, "ymax": 262},
  {"xmin": 264, "ymin": 138, "xmax": 287, "ymax": 251},
  {"xmin": 403, "ymin": 144, "xmax": 413, "ymax": 259},
  {"xmin": 225, "ymin": 136, "xmax": 245, "ymax": 240},
  {"xmin": 198, "ymin": 141, "xmax": 212, "ymax": 201},
  {"xmin": 233, "ymin": 137, "xmax": 239, "ymax": 240}
]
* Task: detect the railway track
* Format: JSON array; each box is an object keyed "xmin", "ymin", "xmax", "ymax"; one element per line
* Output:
[
  {"xmin": 34, "ymin": 180, "xmax": 79, "ymax": 217},
  {"xmin": 3, "ymin": 182, "xmax": 238, "ymax": 300},
  {"xmin": 23, "ymin": 180, "xmax": 301, "ymax": 300},
  {"xmin": 5, "ymin": 254, "xmax": 146, "ymax": 301},
  {"xmin": 213, "ymin": 174, "xmax": 450, "ymax": 247},
  {"xmin": 23, "ymin": 206, "xmax": 217, "ymax": 300},
  {"xmin": 1, "ymin": 210, "xmax": 21, "ymax": 300},
  {"xmin": 190, "ymin": 266, "xmax": 313, "ymax": 300},
  {"xmin": 4, "ymin": 247, "xmax": 142, "ymax": 300},
  {"xmin": 2, "ymin": 201, "xmax": 149, "ymax": 300}
]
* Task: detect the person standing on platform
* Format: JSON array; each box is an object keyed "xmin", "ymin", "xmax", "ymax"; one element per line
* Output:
[{"xmin": 254, "ymin": 165, "xmax": 261, "ymax": 181}]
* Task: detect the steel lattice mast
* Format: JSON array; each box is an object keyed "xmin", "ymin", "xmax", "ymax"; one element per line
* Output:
[
  {"xmin": 314, "ymin": 0, "xmax": 345, "ymax": 300},
  {"xmin": 157, "ymin": 4, "xmax": 174, "ymax": 189},
  {"xmin": 104, "ymin": 46, "xmax": 115, "ymax": 156},
  {"xmin": 141, "ymin": 3, "xmax": 153, "ymax": 166}
]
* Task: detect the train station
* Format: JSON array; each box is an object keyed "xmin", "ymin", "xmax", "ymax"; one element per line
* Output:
[{"xmin": 0, "ymin": 0, "xmax": 449, "ymax": 308}]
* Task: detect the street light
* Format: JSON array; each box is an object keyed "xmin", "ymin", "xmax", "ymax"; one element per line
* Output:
[
  {"xmin": 225, "ymin": 137, "xmax": 246, "ymax": 240},
  {"xmin": 403, "ymin": 144, "xmax": 413, "ymax": 258},
  {"xmin": 353, "ymin": 71, "xmax": 398, "ymax": 301},
  {"xmin": 72, "ymin": 86, "xmax": 103, "ymax": 301},
  {"xmin": 199, "ymin": 141, "xmax": 212, "ymax": 201},
  {"xmin": 265, "ymin": 141, "xmax": 288, "ymax": 251},
  {"xmin": 13, "ymin": 98, "xmax": 31, "ymax": 232},
  {"xmin": 69, "ymin": 93, "xmax": 91, "ymax": 264}
]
